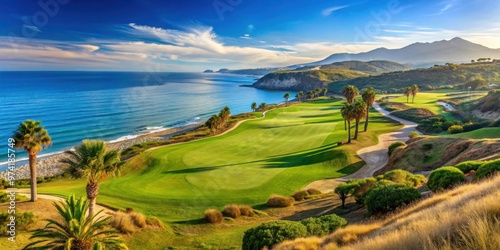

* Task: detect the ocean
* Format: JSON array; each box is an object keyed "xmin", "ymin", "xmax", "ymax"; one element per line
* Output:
[{"xmin": 0, "ymin": 71, "xmax": 292, "ymax": 171}]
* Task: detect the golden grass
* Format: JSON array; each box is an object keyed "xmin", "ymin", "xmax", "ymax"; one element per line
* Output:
[
  {"xmin": 275, "ymin": 173, "xmax": 500, "ymax": 250},
  {"xmin": 239, "ymin": 205, "xmax": 255, "ymax": 217},
  {"xmin": 204, "ymin": 209, "xmax": 223, "ymax": 224},
  {"xmin": 109, "ymin": 211, "xmax": 136, "ymax": 234},
  {"xmin": 268, "ymin": 195, "xmax": 294, "ymax": 207},
  {"xmin": 223, "ymin": 205, "xmax": 241, "ymax": 219},
  {"xmin": 129, "ymin": 212, "xmax": 147, "ymax": 228}
]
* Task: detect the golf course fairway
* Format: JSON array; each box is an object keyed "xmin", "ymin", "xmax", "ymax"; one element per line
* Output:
[{"xmin": 38, "ymin": 99, "xmax": 402, "ymax": 221}]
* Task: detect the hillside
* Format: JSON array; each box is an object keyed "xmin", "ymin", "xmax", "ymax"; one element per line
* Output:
[
  {"xmin": 330, "ymin": 61, "xmax": 500, "ymax": 92},
  {"xmin": 376, "ymin": 137, "xmax": 500, "ymax": 174},
  {"xmin": 275, "ymin": 173, "xmax": 500, "ymax": 250},
  {"xmin": 299, "ymin": 37, "xmax": 500, "ymax": 67},
  {"xmin": 252, "ymin": 61, "xmax": 409, "ymax": 91}
]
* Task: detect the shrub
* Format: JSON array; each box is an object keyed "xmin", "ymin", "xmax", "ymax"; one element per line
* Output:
[
  {"xmin": 267, "ymin": 195, "xmax": 294, "ymax": 207},
  {"xmin": 347, "ymin": 177, "xmax": 377, "ymax": 204},
  {"xmin": 427, "ymin": 166, "xmax": 466, "ymax": 192},
  {"xmin": 382, "ymin": 169, "xmax": 426, "ymax": 187},
  {"xmin": 422, "ymin": 143, "xmax": 433, "ymax": 150},
  {"xmin": 242, "ymin": 221, "xmax": 308, "ymax": 250},
  {"xmin": 448, "ymin": 125, "xmax": 464, "ymax": 134},
  {"xmin": 388, "ymin": 142, "xmax": 406, "ymax": 155},
  {"xmin": 306, "ymin": 189, "xmax": 322, "ymax": 195},
  {"xmin": 204, "ymin": 209, "xmax": 223, "ymax": 224},
  {"xmin": 455, "ymin": 160, "xmax": 485, "ymax": 173},
  {"xmin": 291, "ymin": 190, "xmax": 309, "ymax": 201},
  {"xmin": 129, "ymin": 212, "xmax": 147, "ymax": 228},
  {"xmin": 408, "ymin": 131, "xmax": 419, "ymax": 139},
  {"xmin": 145, "ymin": 216, "xmax": 164, "ymax": 229},
  {"xmin": 239, "ymin": 205, "xmax": 254, "ymax": 217},
  {"xmin": 223, "ymin": 205, "xmax": 241, "ymax": 218},
  {"xmin": 0, "ymin": 211, "xmax": 35, "ymax": 234},
  {"xmin": 109, "ymin": 211, "xmax": 136, "ymax": 234},
  {"xmin": 300, "ymin": 214, "xmax": 347, "ymax": 236},
  {"xmin": 365, "ymin": 184, "xmax": 421, "ymax": 214},
  {"xmin": 475, "ymin": 159, "xmax": 500, "ymax": 179}
]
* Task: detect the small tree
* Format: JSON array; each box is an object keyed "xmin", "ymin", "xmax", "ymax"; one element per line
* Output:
[
  {"xmin": 323, "ymin": 87, "xmax": 328, "ymax": 97},
  {"xmin": 334, "ymin": 183, "xmax": 354, "ymax": 209},
  {"xmin": 283, "ymin": 93, "xmax": 290, "ymax": 106},
  {"xmin": 251, "ymin": 102, "xmax": 257, "ymax": 112}
]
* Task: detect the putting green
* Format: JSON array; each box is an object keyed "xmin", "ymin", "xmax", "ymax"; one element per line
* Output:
[{"xmin": 39, "ymin": 99, "xmax": 401, "ymax": 221}]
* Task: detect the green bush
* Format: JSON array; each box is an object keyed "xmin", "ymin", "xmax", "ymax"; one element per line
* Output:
[
  {"xmin": 427, "ymin": 166, "xmax": 466, "ymax": 192},
  {"xmin": 475, "ymin": 159, "xmax": 500, "ymax": 179},
  {"xmin": 267, "ymin": 195, "xmax": 294, "ymax": 207},
  {"xmin": 347, "ymin": 177, "xmax": 376, "ymax": 204},
  {"xmin": 242, "ymin": 221, "xmax": 308, "ymax": 250},
  {"xmin": 408, "ymin": 131, "xmax": 419, "ymax": 139},
  {"xmin": 0, "ymin": 211, "xmax": 35, "ymax": 235},
  {"xmin": 365, "ymin": 184, "xmax": 421, "ymax": 214},
  {"xmin": 455, "ymin": 160, "xmax": 485, "ymax": 174},
  {"xmin": 300, "ymin": 214, "xmax": 347, "ymax": 236},
  {"xmin": 382, "ymin": 169, "xmax": 426, "ymax": 187},
  {"xmin": 388, "ymin": 142, "xmax": 406, "ymax": 155},
  {"xmin": 448, "ymin": 125, "xmax": 464, "ymax": 134}
]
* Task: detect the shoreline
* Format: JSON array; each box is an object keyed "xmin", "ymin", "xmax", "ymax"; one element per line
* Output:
[{"xmin": 0, "ymin": 123, "xmax": 202, "ymax": 180}]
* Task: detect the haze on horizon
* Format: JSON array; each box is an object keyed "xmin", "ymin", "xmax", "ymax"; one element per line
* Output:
[{"xmin": 1, "ymin": 0, "xmax": 499, "ymax": 72}]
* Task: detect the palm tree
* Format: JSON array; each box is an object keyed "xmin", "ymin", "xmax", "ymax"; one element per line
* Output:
[
  {"xmin": 362, "ymin": 87, "xmax": 376, "ymax": 132},
  {"xmin": 307, "ymin": 90, "xmax": 314, "ymax": 100},
  {"xmin": 353, "ymin": 100, "xmax": 367, "ymax": 140},
  {"xmin": 60, "ymin": 140, "xmax": 122, "ymax": 218},
  {"xmin": 259, "ymin": 102, "xmax": 267, "ymax": 111},
  {"xmin": 206, "ymin": 114, "xmax": 220, "ymax": 134},
  {"xmin": 283, "ymin": 92, "xmax": 290, "ymax": 106},
  {"xmin": 314, "ymin": 88, "xmax": 322, "ymax": 98},
  {"xmin": 404, "ymin": 87, "xmax": 412, "ymax": 103},
  {"xmin": 251, "ymin": 102, "xmax": 257, "ymax": 112},
  {"xmin": 295, "ymin": 93, "xmax": 299, "ymax": 102},
  {"xmin": 341, "ymin": 85, "xmax": 359, "ymax": 104},
  {"xmin": 13, "ymin": 120, "xmax": 52, "ymax": 202},
  {"xmin": 299, "ymin": 91, "xmax": 304, "ymax": 101},
  {"xmin": 220, "ymin": 106, "xmax": 231, "ymax": 127},
  {"xmin": 323, "ymin": 87, "xmax": 328, "ymax": 97},
  {"xmin": 23, "ymin": 195, "xmax": 127, "ymax": 250},
  {"xmin": 411, "ymin": 84, "xmax": 419, "ymax": 103},
  {"xmin": 341, "ymin": 103, "xmax": 355, "ymax": 143}
]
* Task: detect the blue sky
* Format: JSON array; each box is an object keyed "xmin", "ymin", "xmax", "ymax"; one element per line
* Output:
[{"xmin": 1, "ymin": 0, "xmax": 499, "ymax": 71}]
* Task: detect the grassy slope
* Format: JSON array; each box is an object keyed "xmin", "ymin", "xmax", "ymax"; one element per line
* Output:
[
  {"xmin": 276, "ymin": 173, "xmax": 500, "ymax": 250},
  {"xmin": 32, "ymin": 99, "xmax": 402, "ymax": 249},
  {"xmin": 443, "ymin": 127, "xmax": 500, "ymax": 139},
  {"xmin": 383, "ymin": 91, "xmax": 460, "ymax": 120}
]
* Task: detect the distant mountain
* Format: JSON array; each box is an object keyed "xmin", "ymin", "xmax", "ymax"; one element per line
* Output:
[
  {"xmin": 252, "ymin": 61, "xmax": 409, "ymax": 91},
  {"xmin": 296, "ymin": 38, "xmax": 500, "ymax": 68},
  {"xmin": 214, "ymin": 67, "xmax": 289, "ymax": 76}
]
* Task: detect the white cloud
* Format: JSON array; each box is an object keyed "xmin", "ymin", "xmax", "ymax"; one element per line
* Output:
[{"xmin": 322, "ymin": 5, "xmax": 348, "ymax": 16}]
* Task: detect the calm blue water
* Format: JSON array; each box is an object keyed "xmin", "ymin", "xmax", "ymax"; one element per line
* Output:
[{"xmin": 0, "ymin": 71, "xmax": 292, "ymax": 170}]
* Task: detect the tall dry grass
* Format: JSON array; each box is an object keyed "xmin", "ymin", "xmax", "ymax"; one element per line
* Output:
[{"xmin": 275, "ymin": 173, "xmax": 500, "ymax": 250}]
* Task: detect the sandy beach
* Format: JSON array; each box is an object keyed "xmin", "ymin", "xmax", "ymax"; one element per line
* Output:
[{"xmin": 0, "ymin": 123, "xmax": 201, "ymax": 181}]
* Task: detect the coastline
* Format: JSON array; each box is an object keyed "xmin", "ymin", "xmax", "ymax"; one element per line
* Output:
[{"xmin": 0, "ymin": 123, "xmax": 202, "ymax": 181}]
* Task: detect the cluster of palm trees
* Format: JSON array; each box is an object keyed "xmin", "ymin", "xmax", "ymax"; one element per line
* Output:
[
  {"xmin": 403, "ymin": 84, "xmax": 420, "ymax": 103},
  {"xmin": 340, "ymin": 86, "xmax": 376, "ymax": 143},
  {"xmin": 205, "ymin": 106, "xmax": 231, "ymax": 134},
  {"xmin": 296, "ymin": 87, "xmax": 328, "ymax": 102},
  {"xmin": 13, "ymin": 120, "xmax": 127, "ymax": 249}
]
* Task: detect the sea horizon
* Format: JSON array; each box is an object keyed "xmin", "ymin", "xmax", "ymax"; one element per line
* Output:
[{"xmin": 0, "ymin": 71, "xmax": 292, "ymax": 171}]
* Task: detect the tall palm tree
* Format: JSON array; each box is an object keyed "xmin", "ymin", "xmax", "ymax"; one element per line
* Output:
[
  {"xmin": 411, "ymin": 84, "xmax": 419, "ymax": 103},
  {"xmin": 341, "ymin": 85, "xmax": 359, "ymax": 104},
  {"xmin": 283, "ymin": 92, "xmax": 290, "ymax": 106},
  {"xmin": 13, "ymin": 120, "xmax": 52, "ymax": 202},
  {"xmin": 341, "ymin": 103, "xmax": 355, "ymax": 143},
  {"xmin": 362, "ymin": 87, "xmax": 376, "ymax": 132},
  {"xmin": 23, "ymin": 195, "xmax": 127, "ymax": 250},
  {"xmin": 259, "ymin": 102, "xmax": 267, "ymax": 111},
  {"xmin": 404, "ymin": 86, "xmax": 412, "ymax": 103},
  {"xmin": 323, "ymin": 87, "xmax": 328, "ymax": 97},
  {"xmin": 307, "ymin": 90, "xmax": 314, "ymax": 100},
  {"xmin": 60, "ymin": 140, "xmax": 122, "ymax": 218},
  {"xmin": 251, "ymin": 102, "xmax": 257, "ymax": 112},
  {"xmin": 220, "ymin": 106, "xmax": 231, "ymax": 127},
  {"xmin": 353, "ymin": 100, "xmax": 367, "ymax": 140}
]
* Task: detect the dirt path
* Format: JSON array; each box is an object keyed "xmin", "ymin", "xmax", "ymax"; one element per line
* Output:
[
  {"xmin": 17, "ymin": 189, "xmax": 115, "ymax": 217},
  {"xmin": 303, "ymin": 103, "xmax": 421, "ymax": 193}
]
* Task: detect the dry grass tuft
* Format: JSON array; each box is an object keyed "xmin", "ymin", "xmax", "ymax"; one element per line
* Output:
[
  {"xmin": 145, "ymin": 216, "xmax": 164, "ymax": 229},
  {"xmin": 268, "ymin": 195, "xmax": 294, "ymax": 207},
  {"xmin": 109, "ymin": 211, "xmax": 136, "ymax": 234},
  {"xmin": 239, "ymin": 205, "xmax": 254, "ymax": 217},
  {"xmin": 223, "ymin": 205, "xmax": 241, "ymax": 218},
  {"xmin": 204, "ymin": 209, "xmax": 223, "ymax": 224},
  {"xmin": 129, "ymin": 211, "xmax": 147, "ymax": 228},
  {"xmin": 292, "ymin": 190, "xmax": 310, "ymax": 201}
]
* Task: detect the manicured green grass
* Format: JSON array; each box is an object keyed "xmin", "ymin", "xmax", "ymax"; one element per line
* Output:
[
  {"xmin": 39, "ymin": 99, "xmax": 401, "ymax": 222},
  {"xmin": 385, "ymin": 92, "xmax": 458, "ymax": 120},
  {"xmin": 443, "ymin": 128, "xmax": 500, "ymax": 139}
]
